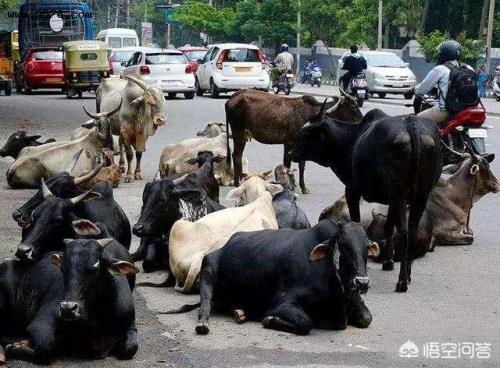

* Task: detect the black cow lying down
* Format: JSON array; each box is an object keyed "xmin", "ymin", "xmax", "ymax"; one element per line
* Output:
[
  {"xmin": 169, "ymin": 220, "xmax": 379, "ymax": 335},
  {"xmin": 0, "ymin": 238, "xmax": 138, "ymax": 364}
]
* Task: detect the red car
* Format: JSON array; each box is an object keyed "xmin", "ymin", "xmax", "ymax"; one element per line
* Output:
[
  {"xmin": 16, "ymin": 47, "xmax": 64, "ymax": 94},
  {"xmin": 178, "ymin": 46, "xmax": 208, "ymax": 74}
]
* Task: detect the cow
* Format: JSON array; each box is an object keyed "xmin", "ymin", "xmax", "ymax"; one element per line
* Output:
[
  {"xmin": 96, "ymin": 75, "xmax": 167, "ymax": 182},
  {"xmin": 183, "ymin": 151, "xmax": 224, "ymax": 203},
  {"xmin": 322, "ymin": 152, "xmax": 499, "ymax": 257},
  {"xmin": 78, "ymin": 164, "xmax": 122, "ymax": 189},
  {"xmin": 168, "ymin": 221, "xmax": 379, "ymax": 335},
  {"xmin": 273, "ymin": 164, "xmax": 297, "ymax": 192},
  {"xmin": 0, "ymin": 239, "xmax": 138, "ymax": 364},
  {"xmin": 132, "ymin": 173, "xmax": 224, "ymax": 273},
  {"xmin": 168, "ymin": 182, "xmax": 281, "ymax": 294},
  {"xmin": 225, "ymin": 89, "xmax": 362, "ymax": 193},
  {"xmin": 196, "ymin": 122, "xmax": 225, "ymax": 138},
  {"xmin": 290, "ymin": 106, "xmax": 442, "ymax": 292},
  {"xmin": 6, "ymin": 104, "xmax": 120, "ymax": 189},
  {"xmin": 158, "ymin": 131, "xmax": 248, "ymax": 186},
  {"xmin": 272, "ymin": 190, "xmax": 311, "ymax": 230},
  {"xmin": 15, "ymin": 178, "xmax": 131, "ymax": 260},
  {"xmin": 0, "ymin": 131, "xmax": 55, "ymax": 159}
]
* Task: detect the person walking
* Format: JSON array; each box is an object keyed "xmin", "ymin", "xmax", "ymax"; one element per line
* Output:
[{"xmin": 477, "ymin": 65, "xmax": 490, "ymax": 98}]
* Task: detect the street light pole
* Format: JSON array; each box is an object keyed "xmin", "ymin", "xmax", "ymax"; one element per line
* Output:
[
  {"xmin": 166, "ymin": 0, "xmax": 172, "ymax": 48},
  {"xmin": 486, "ymin": 0, "xmax": 496, "ymax": 71},
  {"xmin": 378, "ymin": 0, "xmax": 383, "ymax": 50},
  {"xmin": 296, "ymin": 0, "xmax": 301, "ymax": 75}
]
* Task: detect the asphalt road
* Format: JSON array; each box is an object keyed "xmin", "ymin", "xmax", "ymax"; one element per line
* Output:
[{"xmin": 0, "ymin": 90, "xmax": 499, "ymax": 368}]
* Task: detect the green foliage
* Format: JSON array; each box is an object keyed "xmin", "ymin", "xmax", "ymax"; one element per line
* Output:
[{"xmin": 418, "ymin": 30, "xmax": 484, "ymax": 67}]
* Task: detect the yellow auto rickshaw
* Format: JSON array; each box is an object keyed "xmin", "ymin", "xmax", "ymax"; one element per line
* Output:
[
  {"xmin": 62, "ymin": 40, "xmax": 110, "ymax": 99},
  {"xmin": 0, "ymin": 31, "xmax": 13, "ymax": 96}
]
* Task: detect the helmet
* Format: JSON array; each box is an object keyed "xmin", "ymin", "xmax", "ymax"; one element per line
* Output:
[
  {"xmin": 350, "ymin": 45, "xmax": 358, "ymax": 54},
  {"xmin": 438, "ymin": 40, "xmax": 462, "ymax": 64},
  {"xmin": 281, "ymin": 43, "xmax": 289, "ymax": 52}
]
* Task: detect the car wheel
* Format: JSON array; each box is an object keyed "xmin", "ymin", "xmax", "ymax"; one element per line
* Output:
[
  {"xmin": 357, "ymin": 99, "xmax": 364, "ymax": 107},
  {"xmin": 377, "ymin": 92, "xmax": 386, "ymax": 98},
  {"xmin": 23, "ymin": 80, "xmax": 31, "ymax": 95},
  {"xmin": 66, "ymin": 88, "xmax": 73, "ymax": 99},
  {"xmin": 403, "ymin": 91, "xmax": 414, "ymax": 100},
  {"xmin": 195, "ymin": 79, "xmax": 204, "ymax": 96},
  {"xmin": 184, "ymin": 91, "xmax": 195, "ymax": 99},
  {"xmin": 5, "ymin": 81, "xmax": 12, "ymax": 96},
  {"xmin": 273, "ymin": 85, "xmax": 280, "ymax": 94},
  {"xmin": 167, "ymin": 92, "xmax": 177, "ymax": 99},
  {"xmin": 210, "ymin": 80, "xmax": 219, "ymax": 98},
  {"xmin": 496, "ymin": 96, "xmax": 500, "ymax": 102}
]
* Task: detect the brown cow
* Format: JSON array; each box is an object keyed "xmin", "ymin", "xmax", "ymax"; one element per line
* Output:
[
  {"xmin": 79, "ymin": 164, "xmax": 122, "ymax": 189},
  {"xmin": 225, "ymin": 89, "xmax": 362, "ymax": 193}
]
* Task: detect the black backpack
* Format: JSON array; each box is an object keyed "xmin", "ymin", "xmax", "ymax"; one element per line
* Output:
[{"xmin": 444, "ymin": 62, "xmax": 480, "ymax": 114}]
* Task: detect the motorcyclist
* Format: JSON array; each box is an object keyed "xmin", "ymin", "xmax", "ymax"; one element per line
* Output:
[
  {"xmin": 302, "ymin": 58, "xmax": 319, "ymax": 83},
  {"xmin": 271, "ymin": 43, "xmax": 294, "ymax": 86},
  {"xmin": 415, "ymin": 40, "xmax": 475, "ymax": 124},
  {"xmin": 340, "ymin": 45, "xmax": 367, "ymax": 91}
]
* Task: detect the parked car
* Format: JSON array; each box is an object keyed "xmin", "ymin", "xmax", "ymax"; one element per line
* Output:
[
  {"xmin": 337, "ymin": 50, "xmax": 416, "ymax": 99},
  {"xmin": 195, "ymin": 43, "xmax": 270, "ymax": 98},
  {"xmin": 178, "ymin": 46, "xmax": 208, "ymax": 74},
  {"xmin": 122, "ymin": 48, "xmax": 195, "ymax": 99},
  {"xmin": 15, "ymin": 47, "xmax": 64, "ymax": 94},
  {"xmin": 109, "ymin": 47, "xmax": 140, "ymax": 76}
]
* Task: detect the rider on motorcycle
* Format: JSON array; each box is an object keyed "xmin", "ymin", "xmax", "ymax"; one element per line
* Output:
[
  {"xmin": 415, "ymin": 40, "xmax": 477, "ymax": 124},
  {"xmin": 340, "ymin": 45, "xmax": 367, "ymax": 91},
  {"xmin": 271, "ymin": 43, "xmax": 294, "ymax": 86}
]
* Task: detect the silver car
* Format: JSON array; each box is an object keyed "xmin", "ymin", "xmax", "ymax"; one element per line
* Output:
[{"xmin": 109, "ymin": 47, "xmax": 141, "ymax": 76}]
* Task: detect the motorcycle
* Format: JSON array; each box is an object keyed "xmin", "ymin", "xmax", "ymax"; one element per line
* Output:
[
  {"xmin": 493, "ymin": 76, "xmax": 500, "ymax": 101},
  {"xmin": 407, "ymin": 90, "xmax": 493, "ymax": 164},
  {"xmin": 310, "ymin": 66, "xmax": 322, "ymax": 87},
  {"xmin": 347, "ymin": 72, "xmax": 368, "ymax": 107},
  {"xmin": 271, "ymin": 63, "xmax": 295, "ymax": 95}
]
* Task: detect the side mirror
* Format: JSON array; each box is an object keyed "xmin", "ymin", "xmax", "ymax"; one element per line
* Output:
[{"xmin": 197, "ymin": 59, "xmax": 204, "ymax": 64}]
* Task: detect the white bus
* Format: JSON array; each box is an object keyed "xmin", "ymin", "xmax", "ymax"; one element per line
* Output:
[{"xmin": 96, "ymin": 28, "xmax": 139, "ymax": 49}]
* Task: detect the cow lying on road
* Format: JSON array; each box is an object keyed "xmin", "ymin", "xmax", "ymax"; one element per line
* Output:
[
  {"xmin": 169, "ymin": 221, "xmax": 379, "ymax": 335},
  {"xmin": 0, "ymin": 131, "xmax": 55, "ymax": 159}
]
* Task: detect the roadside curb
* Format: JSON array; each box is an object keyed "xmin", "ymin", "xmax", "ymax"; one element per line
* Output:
[{"xmin": 291, "ymin": 90, "xmax": 500, "ymax": 118}]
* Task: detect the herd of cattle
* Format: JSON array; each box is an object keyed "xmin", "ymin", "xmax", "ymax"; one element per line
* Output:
[{"xmin": 0, "ymin": 75, "xmax": 499, "ymax": 364}]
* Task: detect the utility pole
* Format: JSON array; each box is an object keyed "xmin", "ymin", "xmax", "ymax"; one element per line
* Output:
[
  {"xmin": 296, "ymin": 0, "xmax": 301, "ymax": 75},
  {"xmin": 486, "ymin": 0, "xmax": 496, "ymax": 71},
  {"xmin": 166, "ymin": 0, "xmax": 172, "ymax": 47},
  {"xmin": 114, "ymin": 1, "xmax": 119, "ymax": 28},
  {"xmin": 377, "ymin": 0, "xmax": 383, "ymax": 50}
]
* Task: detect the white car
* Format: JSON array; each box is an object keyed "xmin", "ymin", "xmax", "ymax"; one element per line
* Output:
[
  {"xmin": 122, "ymin": 48, "xmax": 195, "ymax": 99},
  {"xmin": 338, "ymin": 51, "xmax": 416, "ymax": 99},
  {"xmin": 195, "ymin": 43, "xmax": 270, "ymax": 98},
  {"xmin": 109, "ymin": 46, "xmax": 142, "ymax": 76}
]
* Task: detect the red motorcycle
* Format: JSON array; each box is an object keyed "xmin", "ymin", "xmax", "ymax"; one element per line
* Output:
[{"xmin": 408, "ymin": 92, "xmax": 493, "ymax": 164}]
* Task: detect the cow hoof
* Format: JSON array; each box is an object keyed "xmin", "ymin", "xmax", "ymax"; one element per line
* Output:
[
  {"xmin": 262, "ymin": 316, "xmax": 277, "ymax": 329},
  {"xmin": 196, "ymin": 322, "xmax": 209, "ymax": 335},
  {"xmin": 382, "ymin": 261, "xmax": 394, "ymax": 271},
  {"xmin": 233, "ymin": 309, "xmax": 247, "ymax": 324},
  {"xmin": 134, "ymin": 171, "xmax": 143, "ymax": 180},
  {"xmin": 301, "ymin": 187, "xmax": 311, "ymax": 194},
  {"xmin": 119, "ymin": 165, "xmax": 126, "ymax": 173},
  {"xmin": 125, "ymin": 175, "xmax": 133, "ymax": 183},
  {"xmin": 395, "ymin": 281, "xmax": 408, "ymax": 293}
]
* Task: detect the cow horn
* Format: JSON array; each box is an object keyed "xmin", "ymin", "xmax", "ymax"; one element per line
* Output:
[
  {"xmin": 172, "ymin": 174, "xmax": 188, "ymax": 186},
  {"xmin": 105, "ymin": 98, "xmax": 122, "ymax": 117},
  {"xmin": 69, "ymin": 190, "xmax": 93, "ymax": 205},
  {"xmin": 73, "ymin": 161, "xmax": 104, "ymax": 185},
  {"xmin": 326, "ymin": 97, "xmax": 343, "ymax": 114},
  {"xmin": 41, "ymin": 178, "xmax": 54, "ymax": 199},
  {"xmin": 96, "ymin": 238, "xmax": 113, "ymax": 248},
  {"xmin": 82, "ymin": 105, "xmax": 100, "ymax": 120},
  {"xmin": 339, "ymin": 89, "xmax": 348, "ymax": 97},
  {"xmin": 123, "ymin": 75, "xmax": 148, "ymax": 91},
  {"xmin": 440, "ymin": 139, "xmax": 470, "ymax": 159}
]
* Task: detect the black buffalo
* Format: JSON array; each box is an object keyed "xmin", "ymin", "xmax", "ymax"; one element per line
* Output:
[
  {"xmin": 272, "ymin": 190, "xmax": 311, "ymax": 230},
  {"xmin": 0, "ymin": 131, "xmax": 55, "ymax": 159},
  {"xmin": 290, "ymin": 105, "xmax": 442, "ymax": 292},
  {"xmin": 170, "ymin": 221, "xmax": 379, "ymax": 335}
]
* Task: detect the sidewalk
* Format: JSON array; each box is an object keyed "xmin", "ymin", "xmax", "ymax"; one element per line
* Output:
[{"xmin": 293, "ymin": 84, "xmax": 500, "ymax": 117}]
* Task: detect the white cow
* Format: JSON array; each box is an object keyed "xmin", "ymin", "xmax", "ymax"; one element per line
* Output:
[{"xmin": 169, "ymin": 173, "xmax": 282, "ymax": 294}]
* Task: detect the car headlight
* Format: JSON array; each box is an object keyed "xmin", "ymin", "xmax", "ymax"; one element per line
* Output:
[
  {"xmin": 409, "ymin": 74, "xmax": 416, "ymax": 82},
  {"xmin": 372, "ymin": 72, "xmax": 384, "ymax": 80}
]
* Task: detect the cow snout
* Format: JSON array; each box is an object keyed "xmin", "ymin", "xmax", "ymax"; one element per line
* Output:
[
  {"xmin": 60, "ymin": 301, "xmax": 81, "ymax": 321},
  {"xmin": 0, "ymin": 148, "xmax": 6, "ymax": 157},
  {"xmin": 12, "ymin": 209, "xmax": 22, "ymax": 222},
  {"xmin": 15, "ymin": 244, "xmax": 33, "ymax": 260},
  {"xmin": 154, "ymin": 117, "xmax": 166, "ymax": 126},
  {"xmin": 354, "ymin": 276, "xmax": 371, "ymax": 294},
  {"xmin": 132, "ymin": 223, "xmax": 147, "ymax": 237}
]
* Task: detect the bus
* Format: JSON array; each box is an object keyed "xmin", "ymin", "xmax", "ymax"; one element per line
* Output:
[{"xmin": 18, "ymin": 0, "xmax": 93, "ymax": 60}]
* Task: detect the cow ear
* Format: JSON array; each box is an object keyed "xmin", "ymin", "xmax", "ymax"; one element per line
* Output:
[
  {"xmin": 144, "ymin": 92, "xmax": 157, "ymax": 106},
  {"xmin": 259, "ymin": 170, "xmax": 272, "ymax": 180},
  {"xmin": 265, "ymin": 182, "xmax": 283, "ymax": 196},
  {"xmin": 368, "ymin": 242, "xmax": 380, "ymax": 257},
  {"xmin": 50, "ymin": 254, "xmax": 63, "ymax": 268},
  {"xmin": 212, "ymin": 155, "xmax": 225, "ymax": 163},
  {"xmin": 309, "ymin": 240, "xmax": 333, "ymax": 262},
  {"xmin": 470, "ymin": 164, "xmax": 480, "ymax": 176},
  {"xmin": 27, "ymin": 135, "xmax": 42, "ymax": 141},
  {"xmin": 130, "ymin": 96, "xmax": 145, "ymax": 106},
  {"xmin": 483, "ymin": 153, "xmax": 495, "ymax": 163},
  {"xmin": 226, "ymin": 186, "xmax": 244, "ymax": 201},
  {"xmin": 442, "ymin": 164, "xmax": 460, "ymax": 175},
  {"xmin": 72, "ymin": 219, "xmax": 101, "ymax": 236},
  {"xmin": 186, "ymin": 158, "xmax": 198, "ymax": 165},
  {"xmin": 108, "ymin": 261, "xmax": 140, "ymax": 276}
]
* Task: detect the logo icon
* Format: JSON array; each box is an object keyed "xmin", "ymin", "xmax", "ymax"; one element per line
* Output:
[{"xmin": 399, "ymin": 340, "xmax": 419, "ymax": 358}]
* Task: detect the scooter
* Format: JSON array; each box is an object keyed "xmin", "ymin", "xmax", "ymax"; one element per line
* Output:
[
  {"xmin": 407, "ymin": 90, "xmax": 493, "ymax": 164},
  {"xmin": 310, "ymin": 66, "xmax": 322, "ymax": 87},
  {"xmin": 347, "ymin": 72, "xmax": 368, "ymax": 107},
  {"xmin": 492, "ymin": 76, "xmax": 500, "ymax": 101}
]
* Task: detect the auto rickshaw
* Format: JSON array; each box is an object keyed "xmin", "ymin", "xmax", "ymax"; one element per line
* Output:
[
  {"xmin": 0, "ymin": 31, "xmax": 13, "ymax": 96},
  {"xmin": 62, "ymin": 40, "xmax": 110, "ymax": 99}
]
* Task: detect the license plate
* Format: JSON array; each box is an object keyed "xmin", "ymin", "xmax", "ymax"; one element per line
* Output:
[
  {"xmin": 46, "ymin": 77, "xmax": 61, "ymax": 83},
  {"xmin": 357, "ymin": 91, "xmax": 366, "ymax": 97},
  {"xmin": 392, "ymin": 82, "xmax": 403, "ymax": 87},
  {"xmin": 466, "ymin": 128, "xmax": 488, "ymax": 139},
  {"xmin": 235, "ymin": 67, "xmax": 251, "ymax": 73}
]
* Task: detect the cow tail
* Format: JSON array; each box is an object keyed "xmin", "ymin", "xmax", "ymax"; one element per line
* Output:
[
  {"xmin": 161, "ymin": 302, "xmax": 201, "ymax": 314},
  {"xmin": 225, "ymin": 116, "xmax": 232, "ymax": 171},
  {"xmin": 180, "ymin": 252, "xmax": 205, "ymax": 294},
  {"xmin": 406, "ymin": 115, "xmax": 421, "ymax": 202}
]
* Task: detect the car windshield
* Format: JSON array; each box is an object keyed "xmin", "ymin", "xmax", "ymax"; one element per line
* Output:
[
  {"xmin": 364, "ymin": 53, "xmax": 406, "ymax": 68},
  {"xmin": 223, "ymin": 48, "xmax": 259, "ymax": 62},
  {"xmin": 108, "ymin": 37, "xmax": 122, "ymax": 49},
  {"xmin": 123, "ymin": 37, "xmax": 137, "ymax": 47},
  {"xmin": 184, "ymin": 50, "xmax": 207, "ymax": 61},
  {"xmin": 145, "ymin": 53, "xmax": 187, "ymax": 64},
  {"xmin": 32, "ymin": 51, "xmax": 62, "ymax": 60},
  {"xmin": 113, "ymin": 50, "xmax": 134, "ymax": 62}
]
